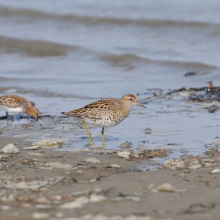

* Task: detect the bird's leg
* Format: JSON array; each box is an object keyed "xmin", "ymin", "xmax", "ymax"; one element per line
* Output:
[
  {"xmin": 6, "ymin": 112, "xmax": 14, "ymax": 122},
  {"xmin": 101, "ymin": 127, "xmax": 106, "ymax": 146},
  {"xmin": 82, "ymin": 120, "xmax": 94, "ymax": 144}
]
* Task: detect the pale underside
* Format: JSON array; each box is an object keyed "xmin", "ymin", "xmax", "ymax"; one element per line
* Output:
[
  {"xmin": 0, "ymin": 105, "xmax": 24, "ymax": 113},
  {"xmin": 83, "ymin": 116, "xmax": 126, "ymax": 128}
]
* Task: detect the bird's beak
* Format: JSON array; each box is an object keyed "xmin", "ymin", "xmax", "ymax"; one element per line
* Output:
[{"xmin": 136, "ymin": 102, "xmax": 146, "ymax": 108}]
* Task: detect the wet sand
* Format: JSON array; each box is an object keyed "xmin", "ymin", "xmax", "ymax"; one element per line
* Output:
[{"xmin": 1, "ymin": 136, "xmax": 220, "ymax": 220}]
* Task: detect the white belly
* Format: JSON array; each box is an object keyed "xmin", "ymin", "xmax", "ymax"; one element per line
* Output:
[
  {"xmin": 84, "ymin": 117, "xmax": 122, "ymax": 128},
  {"xmin": 0, "ymin": 105, "xmax": 24, "ymax": 113}
]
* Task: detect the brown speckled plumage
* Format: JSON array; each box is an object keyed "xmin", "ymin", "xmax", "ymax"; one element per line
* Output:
[
  {"xmin": 62, "ymin": 94, "xmax": 146, "ymax": 145},
  {"xmin": 0, "ymin": 95, "xmax": 39, "ymax": 120},
  {"xmin": 0, "ymin": 95, "xmax": 28, "ymax": 109}
]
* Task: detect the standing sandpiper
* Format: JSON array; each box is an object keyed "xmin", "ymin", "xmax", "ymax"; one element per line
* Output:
[
  {"xmin": 61, "ymin": 94, "xmax": 146, "ymax": 145},
  {"xmin": 0, "ymin": 95, "xmax": 39, "ymax": 121}
]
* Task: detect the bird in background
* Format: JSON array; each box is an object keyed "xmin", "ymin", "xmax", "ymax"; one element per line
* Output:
[
  {"xmin": 0, "ymin": 95, "xmax": 39, "ymax": 121},
  {"xmin": 61, "ymin": 94, "xmax": 146, "ymax": 145}
]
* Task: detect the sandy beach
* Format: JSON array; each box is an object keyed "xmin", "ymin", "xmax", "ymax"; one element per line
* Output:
[{"xmin": 0, "ymin": 136, "xmax": 220, "ymax": 220}]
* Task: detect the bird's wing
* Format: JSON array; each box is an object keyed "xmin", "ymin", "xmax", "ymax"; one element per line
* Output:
[
  {"xmin": 0, "ymin": 95, "xmax": 21, "ymax": 108},
  {"xmin": 64, "ymin": 99, "xmax": 119, "ymax": 119}
]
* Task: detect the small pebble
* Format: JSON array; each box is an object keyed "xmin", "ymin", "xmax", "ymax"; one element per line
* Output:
[
  {"xmin": 92, "ymin": 188, "xmax": 103, "ymax": 194},
  {"xmin": 126, "ymin": 196, "xmax": 140, "ymax": 202},
  {"xmin": 36, "ymin": 197, "xmax": 50, "ymax": 204},
  {"xmin": 175, "ymin": 161, "xmax": 185, "ymax": 168},
  {"xmin": 188, "ymin": 164, "xmax": 202, "ymax": 169},
  {"xmin": 60, "ymin": 197, "xmax": 89, "ymax": 209},
  {"xmin": 0, "ymin": 154, "xmax": 8, "ymax": 159},
  {"xmin": 117, "ymin": 151, "xmax": 131, "ymax": 159},
  {"xmin": 21, "ymin": 204, "xmax": 32, "ymax": 208},
  {"xmin": 108, "ymin": 164, "xmax": 121, "ymax": 169},
  {"xmin": 84, "ymin": 157, "xmax": 102, "ymax": 164},
  {"xmin": 32, "ymin": 213, "xmax": 49, "ymax": 219},
  {"xmin": 201, "ymin": 158, "xmax": 215, "ymax": 163},
  {"xmin": 187, "ymin": 159, "xmax": 200, "ymax": 166},
  {"xmin": 157, "ymin": 183, "xmax": 176, "ymax": 192},
  {"xmin": 210, "ymin": 169, "xmax": 220, "ymax": 174},
  {"xmin": 203, "ymin": 163, "xmax": 217, "ymax": 168},
  {"xmin": 45, "ymin": 162, "xmax": 75, "ymax": 170},
  {"xmin": 0, "ymin": 144, "xmax": 19, "ymax": 154},
  {"xmin": 53, "ymin": 195, "xmax": 62, "ymax": 200},
  {"xmin": 56, "ymin": 212, "xmax": 63, "ymax": 218},
  {"xmin": 90, "ymin": 194, "xmax": 108, "ymax": 203},
  {"xmin": 144, "ymin": 128, "xmax": 152, "ymax": 134},
  {"xmin": 0, "ymin": 205, "xmax": 11, "ymax": 210},
  {"xmin": 76, "ymin": 170, "xmax": 84, "ymax": 175}
]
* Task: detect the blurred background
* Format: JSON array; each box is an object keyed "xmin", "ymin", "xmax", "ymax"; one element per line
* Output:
[{"xmin": 0, "ymin": 0, "xmax": 220, "ymax": 154}]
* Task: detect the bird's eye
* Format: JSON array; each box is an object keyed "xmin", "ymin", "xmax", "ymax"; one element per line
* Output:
[{"xmin": 129, "ymin": 98, "xmax": 133, "ymax": 101}]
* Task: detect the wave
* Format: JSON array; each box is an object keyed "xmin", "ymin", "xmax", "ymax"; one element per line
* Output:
[
  {"xmin": 0, "ymin": 84, "xmax": 96, "ymax": 99},
  {"xmin": 101, "ymin": 53, "xmax": 219, "ymax": 71},
  {"xmin": 0, "ymin": 36, "xmax": 81, "ymax": 57},
  {"xmin": 0, "ymin": 6, "xmax": 218, "ymax": 28},
  {"xmin": 0, "ymin": 35, "xmax": 217, "ymax": 71}
]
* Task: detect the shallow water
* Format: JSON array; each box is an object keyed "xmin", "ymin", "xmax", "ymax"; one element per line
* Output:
[{"xmin": 0, "ymin": 1, "xmax": 220, "ymax": 165}]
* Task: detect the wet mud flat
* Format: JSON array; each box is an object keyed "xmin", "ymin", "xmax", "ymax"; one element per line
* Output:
[
  {"xmin": 1, "ymin": 137, "xmax": 220, "ymax": 220},
  {"xmin": 1, "ymin": 85, "xmax": 220, "ymax": 220}
]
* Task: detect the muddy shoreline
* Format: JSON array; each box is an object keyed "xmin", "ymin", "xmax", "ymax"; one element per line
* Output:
[{"xmin": 0, "ymin": 136, "xmax": 220, "ymax": 220}]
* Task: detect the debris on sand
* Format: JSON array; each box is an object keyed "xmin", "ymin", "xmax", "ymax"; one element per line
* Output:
[
  {"xmin": 32, "ymin": 212, "xmax": 49, "ymax": 219},
  {"xmin": 0, "ymin": 177, "xmax": 64, "ymax": 191},
  {"xmin": 125, "ymin": 196, "xmax": 140, "ymax": 202},
  {"xmin": 44, "ymin": 162, "xmax": 77, "ymax": 170},
  {"xmin": 75, "ymin": 170, "xmax": 84, "ymax": 175},
  {"xmin": 117, "ymin": 151, "xmax": 131, "ymax": 159},
  {"xmin": 148, "ymin": 183, "xmax": 187, "ymax": 193},
  {"xmin": 157, "ymin": 183, "xmax": 176, "ymax": 192},
  {"xmin": 117, "ymin": 148, "xmax": 168, "ymax": 160},
  {"xmin": 90, "ymin": 194, "xmax": 108, "ymax": 203},
  {"xmin": 183, "ymin": 202, "xmax": 215, "ymax": 214},
  {"xmin": 60, "ymin": 197, "xmax": 89, "ymax": 209},
  {"xmin": 210, "ymin": 169, "xmax": 220, "ymax": 174},
  {"xmin": 84, "ymin": 157, "xmax": 102, "ymax": 164},
  {"xmin": 32, "ymin": 138, "xmax": 63, "ymax": 148},
  {"xmin": 131, "ymin": 148, "xmax": 168, "ymax": 159},
  {"xmin": 163, "ymin": 156, "xmax": 218, "ymax": 170},
  {"xmin": 166, "ymin": 83, "xmax": 220, "ymax": 103},
  {"xmin": 0, "ymin": 205, "xmax": 11, "ymax": 211},
  {"xmin": 22, "ymin": 146, "xmax": 40, "ymax": 150},
  {"xmin": 0, "ymin": 143, "xmax": 19, "ymax": 154},
  {"xmin": 106, "ymin": 164, "xmax": 121, "ymax": 169}
]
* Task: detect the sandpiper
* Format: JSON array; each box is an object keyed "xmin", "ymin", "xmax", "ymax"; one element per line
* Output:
[
  {"xmin": 0, "ymin": 95, "xmax": 39, "ymax": 121},
  {"xmin": 61, "ymin": 94, "xmax": 146, "ymax": 145}
]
